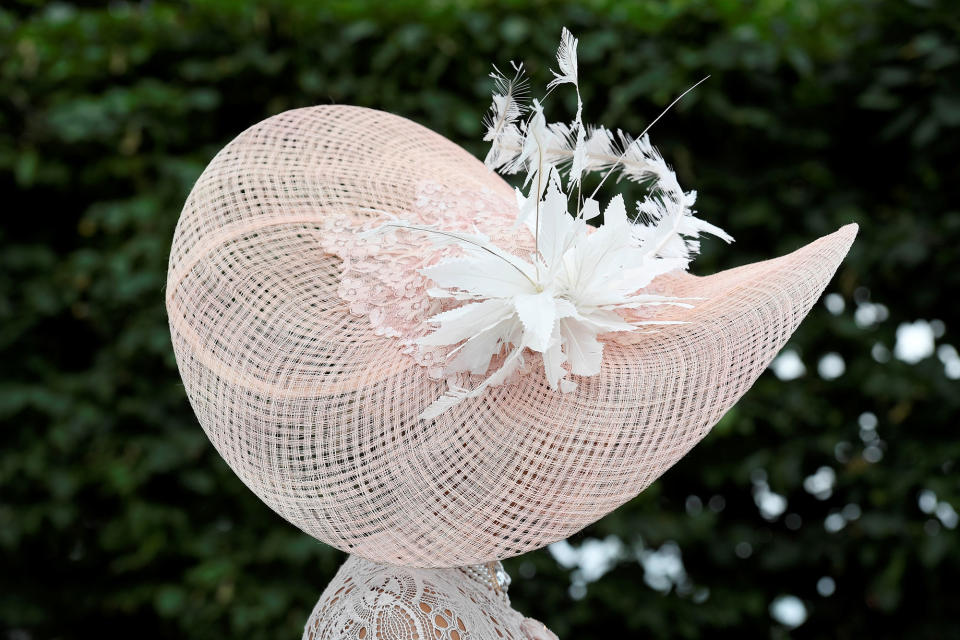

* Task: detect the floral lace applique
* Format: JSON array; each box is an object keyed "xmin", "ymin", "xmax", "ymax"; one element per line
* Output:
[{"xmin": 319, "ymin": 181, "xmax": 530, "ymax": 380}]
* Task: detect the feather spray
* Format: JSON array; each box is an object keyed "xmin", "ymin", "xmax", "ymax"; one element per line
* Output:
[{"xmin": 369, "ymin": 28, "xmax": 732, "ymax": 419}]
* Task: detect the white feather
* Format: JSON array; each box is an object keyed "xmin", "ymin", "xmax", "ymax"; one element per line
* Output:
[
  {"xmin": 514, "ymin": 290, "xmax": 558, "ymax": 353},
  {"xmin": 483, "ymin": 62, "xmax": 529, "ymax": 169},
  {"xmin": 547, "ymin": 27, "xmax": 579, "ymax": 90},
  {"xmin": 541, "ymin": 327, "xmax": 567, "ymax": 389}
]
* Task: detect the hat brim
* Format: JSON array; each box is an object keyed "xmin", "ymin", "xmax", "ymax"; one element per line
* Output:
[{"xmin": 167, "ymin": 105, "xmax": 856, "ymax": 566}]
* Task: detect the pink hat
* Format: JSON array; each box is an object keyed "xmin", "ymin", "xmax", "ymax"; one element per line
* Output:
[{"xmin": 166, "ymin": 30, "xmax": 856, "ymax": 567}]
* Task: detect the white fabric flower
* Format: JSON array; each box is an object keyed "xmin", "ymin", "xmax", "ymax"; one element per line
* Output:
[
  {"xmin": 368, "ymin": 171, "xmax": 698, "ymax": 419},
  {"xmin": 368, "ymin": 27, "xmax": 732, "ymax": 419}
]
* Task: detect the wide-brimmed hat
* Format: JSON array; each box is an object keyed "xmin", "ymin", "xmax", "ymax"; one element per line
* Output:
[{"xmin": 166, "ymin": 32, "xmax": 856, "ymax": 567}]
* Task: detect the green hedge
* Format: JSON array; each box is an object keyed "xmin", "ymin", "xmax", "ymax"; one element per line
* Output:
[{"xmin": 2, "ymin": 1, "xmax": 958, "ymax": 638}]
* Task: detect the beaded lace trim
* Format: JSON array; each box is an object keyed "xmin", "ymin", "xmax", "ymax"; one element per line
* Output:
[
  {"xmin": 457, "ymin": 561, "xmax": 511, "ymax": 603},
  {"xmin": 318, "ymin": 180, "xmax": 535, "ymax": 381}
]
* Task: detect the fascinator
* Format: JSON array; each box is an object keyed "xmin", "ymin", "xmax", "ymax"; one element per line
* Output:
[{"xmin": 166, "ymin": 29, "xmax": 856, "ymax": 570}]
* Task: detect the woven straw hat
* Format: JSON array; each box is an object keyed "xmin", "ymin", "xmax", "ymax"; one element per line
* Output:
[{"xmin": 166, "ymin": 104, "xmax": 856, "ymax": 567}]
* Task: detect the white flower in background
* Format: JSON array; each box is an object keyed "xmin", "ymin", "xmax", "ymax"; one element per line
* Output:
[{"xmin": 369, "ymin": 28, "xmax": 732, "ymax": 419}]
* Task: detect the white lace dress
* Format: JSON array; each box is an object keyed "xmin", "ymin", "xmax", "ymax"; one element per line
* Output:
[{"xmin": 303, "ymin": 555, "xmax": 557, "ymax": 640}]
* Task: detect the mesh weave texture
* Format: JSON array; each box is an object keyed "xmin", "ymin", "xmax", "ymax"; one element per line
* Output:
[{"xmin": 166, "ymin": 105, "xmax": 857, "ymax": 567}]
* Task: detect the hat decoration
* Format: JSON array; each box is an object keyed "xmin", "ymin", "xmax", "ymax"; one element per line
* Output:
[{"xmin": 364, "ymin": 29, "xmax": 732, "ymax": 418}]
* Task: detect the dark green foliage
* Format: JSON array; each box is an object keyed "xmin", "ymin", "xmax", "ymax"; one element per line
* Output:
[{"xmin": 1, "ymin": 1, "xmax": 958, "ymax": 638}]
